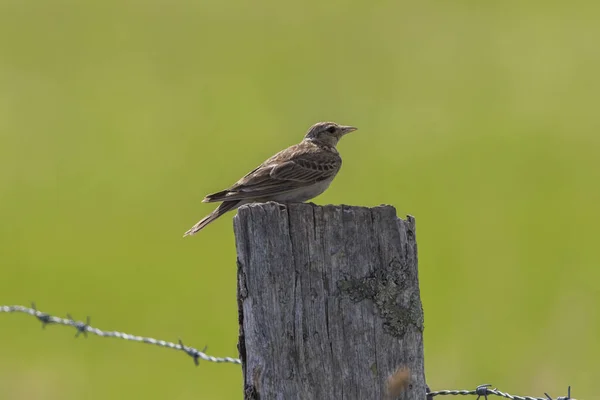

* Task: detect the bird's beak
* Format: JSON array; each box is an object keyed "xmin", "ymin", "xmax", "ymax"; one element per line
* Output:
[{"xmin": 340, "ymin": 126, "xmax": 357, "ymax": 135}]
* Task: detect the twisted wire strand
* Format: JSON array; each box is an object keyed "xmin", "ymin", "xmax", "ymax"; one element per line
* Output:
[
  {"xmin": 428, "ymin": 384, "xmax": 575, "ymax": 400},
  {"xmin": 0, "ymin": 304, "xmax": 241, "ymax": 365}
]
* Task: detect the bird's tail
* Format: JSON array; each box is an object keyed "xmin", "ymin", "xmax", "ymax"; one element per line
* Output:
[{"xmin": 183, "ymin": 200, "xmax": 241, "ymax": 237}]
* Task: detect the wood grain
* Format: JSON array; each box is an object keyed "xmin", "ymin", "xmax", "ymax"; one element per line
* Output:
[{"xmin": 234, "ymin": 202, "xmax": 425, "ymax": 400}]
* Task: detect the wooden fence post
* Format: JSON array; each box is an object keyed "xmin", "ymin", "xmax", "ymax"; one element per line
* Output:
[{"xmin": 234, "ymin": 202, "xmax": 425, "ymax": 400}]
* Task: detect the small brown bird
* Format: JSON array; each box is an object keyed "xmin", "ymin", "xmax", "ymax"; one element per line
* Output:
[{"xmin": 183, "ymin": 121, "xmax": 357, "ymax": 236}]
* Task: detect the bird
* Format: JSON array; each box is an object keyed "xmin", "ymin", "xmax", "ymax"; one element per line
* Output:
[{"xmin": 183, "ymin": 121, "xmax": 357, "ymax": 236}]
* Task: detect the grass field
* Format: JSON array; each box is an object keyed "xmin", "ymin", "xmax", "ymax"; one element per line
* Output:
[{"xmin": 1, "ymin": 1, "xmax": 599, "ymax": 399}]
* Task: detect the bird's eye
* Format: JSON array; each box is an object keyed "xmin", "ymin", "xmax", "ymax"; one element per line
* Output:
[{"xmin": 326, "ymin": 126, "xmax": 336, "ymax": 133}]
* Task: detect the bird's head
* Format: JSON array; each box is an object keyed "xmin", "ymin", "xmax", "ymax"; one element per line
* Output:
[{"xmin": 303, "ymin": 122, "xmax": 357, "ymax": 147}]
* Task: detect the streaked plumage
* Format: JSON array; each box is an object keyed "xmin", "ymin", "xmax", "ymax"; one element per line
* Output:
[{"xmin": 184, "ymin": 121, "xmax": 357, "ymax": 236}]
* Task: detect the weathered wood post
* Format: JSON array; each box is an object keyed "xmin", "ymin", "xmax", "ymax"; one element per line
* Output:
[{"xmin": 234, "ymin": 202, "xmax": 425, "ymax": 400}]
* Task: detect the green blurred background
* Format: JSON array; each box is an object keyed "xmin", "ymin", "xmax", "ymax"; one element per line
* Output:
[{"xmin": 1, "ymin": 1, "xmax": 598, "ymax": 399}]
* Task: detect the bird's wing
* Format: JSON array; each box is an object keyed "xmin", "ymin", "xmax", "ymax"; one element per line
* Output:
[
  {"xmin": 269, "ymin": 154, "xmax": 341, "ymax": 182},
  {"xmin": 203, "ymin": 144, "xmax": 341, "ymax": 203}
]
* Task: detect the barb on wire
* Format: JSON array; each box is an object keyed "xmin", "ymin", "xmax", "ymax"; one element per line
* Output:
[
  {"xmin": 1, "ymin": 303, "xmax": 241, "ymax": 365},
  {"xmin": 427, "ymin": 383, "xmax": 576, "ymax": 400}
]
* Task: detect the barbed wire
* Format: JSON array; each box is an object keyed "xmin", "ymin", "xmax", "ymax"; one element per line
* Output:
[
  {"xmin": 427, "ymin": 384, "xmax": 575, "ymax": 400},
  {"xmin": 1, "ymin": 304, "xmax": 577, "ymax": 399},
  {"xmin": 0, "ymin": 303, "xmax": 241, "ymax": 365}
]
